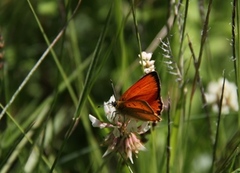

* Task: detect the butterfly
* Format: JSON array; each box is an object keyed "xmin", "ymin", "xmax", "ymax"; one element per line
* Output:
[{"xmin": 113, "ymin": 71, "xmax": 163, "ymax": 122}]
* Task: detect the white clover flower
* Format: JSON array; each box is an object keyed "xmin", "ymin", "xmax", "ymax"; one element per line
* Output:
[
  {"xmin": 138, "ymin": 51, "xmax": 155, "ymax": 74},
  {"xmin": 205, "ymin": 78, "xmax": 239, "ymax": 114},
  {"xmin": 89, "ymin": 95, "xmax": 151, "ymax": 164}
]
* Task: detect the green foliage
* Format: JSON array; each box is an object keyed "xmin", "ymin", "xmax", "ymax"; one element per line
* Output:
[{"xmin": 0, "ymin": 0, "xmax": 240, "ymax": 172}]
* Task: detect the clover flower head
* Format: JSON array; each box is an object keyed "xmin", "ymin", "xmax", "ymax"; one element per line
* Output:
[
  {"xmin": 138, "ymin": 51, "xmax": 155, "ymax": 74},
  {"xmin": 205, "ymin": 78, "xmax": 239, "ymax": 114},
  {"xmin": 89, "ymin": 96, "xmax": 151, "ymax": 164}
]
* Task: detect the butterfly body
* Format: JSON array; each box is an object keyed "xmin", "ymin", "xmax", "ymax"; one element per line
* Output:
[{"xmin": 113, "ymin": 71, "xmax": 163, "ymax": 122}]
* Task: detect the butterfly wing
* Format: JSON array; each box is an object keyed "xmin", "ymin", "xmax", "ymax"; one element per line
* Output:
[
  {"xmin": 116, "ymin": 100, "xmax": 161, "ymax": 121},
  {"xmin": 119, "ymin": 71, "xmax": 163, "ymax": 116}
]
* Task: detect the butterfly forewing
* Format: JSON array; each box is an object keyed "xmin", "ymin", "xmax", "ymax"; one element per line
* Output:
[{"xmin": 119, "ymin": 71, "xmax": 163, "ymax": 116}]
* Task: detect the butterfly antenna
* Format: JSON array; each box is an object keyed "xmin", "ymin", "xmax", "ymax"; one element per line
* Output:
[{"xmin": 110, "ymin": 79, "xmax": 118, "ymax": 100}]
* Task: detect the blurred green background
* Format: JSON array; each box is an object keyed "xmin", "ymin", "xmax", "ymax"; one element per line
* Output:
[{"xmin": 0, "ymin": 0, "xmax": 239, "ymax": 172}]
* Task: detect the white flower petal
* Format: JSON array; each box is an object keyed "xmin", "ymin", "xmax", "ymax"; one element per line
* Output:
[
  {"xmin": 127, "ymin": 150, "xmax": 134, "ymax": 164},
  {"xmin": 205, "ymin": 93, "xmax": 216, "ymax": 104},
  {"xmin": 138, "ymin": 122, "xmax": 150, "ymax": 134},
  {"xmin": 104, "ymin": 95, "xmax": 117, "ymax": 122},
  {"xmin": 89, "ymin": 114, "xmax": 109, "ymax": 128},
  {"xmin": 139, "ymin": 51, "xmax": 152, "ymax": 61},
  {"xmin": 148, "ymin": 60, "xmax": 155, "ymax": 66},
  {"xmin": 139, "ymin": 60, "xmax": 147, "ymax": 66},
  {"xmin": 205, "ymin": 78, "xmax": 239, "ymax": 114},
  {"xmin": 143, "ymin": 52, "xmax": 152, "ymax": 60},
  {"xmin": 102, "ymin": 147, "xmax": 113, "ymax": 158},
  {"xmin": 144, "ymin": 68, "xmax": 152, "ymax": 74}
]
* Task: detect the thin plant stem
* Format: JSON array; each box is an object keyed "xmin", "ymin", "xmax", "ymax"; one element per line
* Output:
[
  {"xmin": 231, "ymin": 0, "xmax": 240, "ymax": 128},
  {"xmin": 187, "ymin": 34, "xmax": 213, "ymax": 143},
  {"xmin": 197, "ymin": 0, "xmax": 213, "ymax": 67},
  {"xmin": 130, "ymin": 0, "xmax": 143, "ymax": 73},
  {"xmin": 49, "ymin": 4, "xmax": 113, "ymax": 172},
  {"xmin": 0, "ymin": 29, "xmax": 64, "ymax": 120},
  {"xmin": 210, "ymin": 74, "xmax": 225, "ymax": 173},
  {"xmin": 0, "ymin": 0, "xmax": 82, "ymax": 120},
  {"xmin": 27, "ymin": 0, "xmax": 81, "ymax": 106},
  {"xmin": 146, "ymin": 0, "xmax": 183, "ymax": 53},
  {"xmin": 188, "ymin": 0, "xmax": 214, "ymax": 144},
  {"xmin": 146, "ymin": 15, "xmax": 174, "ymax": 53},
  {"xmin": 231, "ymin": 0, "xmax": 237, "ymax": 89},
  {"xmin": 0, "ymin": 104, "xmax": 56, "ymax": 173},
  {"xmin": 177, "ymin": 0, "xmax": 189, "ymax": 60},
  {"xmin": 166, "ymin": 96, "xmax": 171, "ymax": 173}
]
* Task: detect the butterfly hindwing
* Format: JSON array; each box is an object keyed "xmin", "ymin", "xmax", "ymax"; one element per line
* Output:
[{"xmin": 116, "ymin": 100, "xmax": 160, "ymax": 121}]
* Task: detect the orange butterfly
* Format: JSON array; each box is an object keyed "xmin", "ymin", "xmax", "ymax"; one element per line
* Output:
[{"xmin": 113, "ymin": 71, "xmax": 163, "ymax": 122}]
